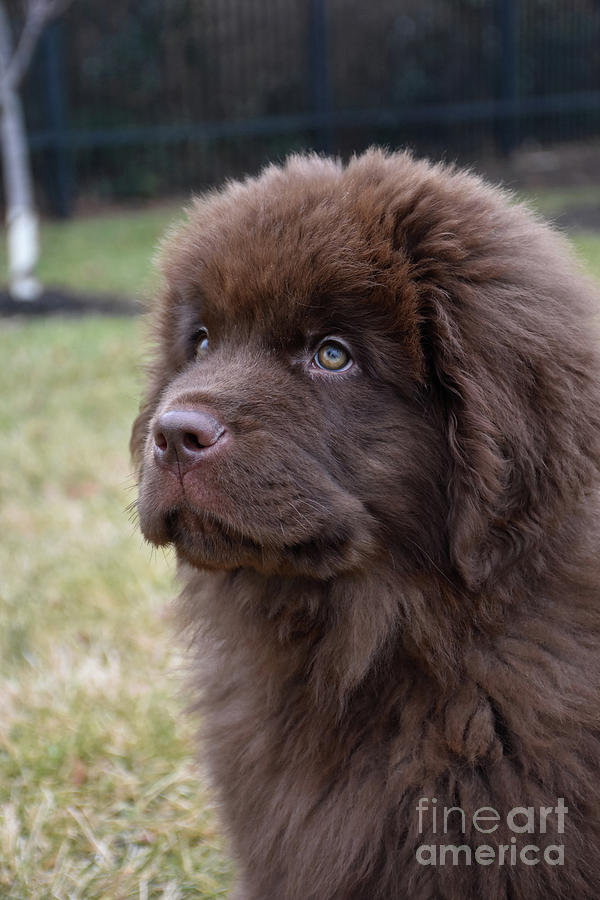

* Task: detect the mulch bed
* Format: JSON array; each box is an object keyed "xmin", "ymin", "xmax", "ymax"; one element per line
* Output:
[{"xmin": 0, "ymin": 288, "xmax": 141, "ymax": 318}]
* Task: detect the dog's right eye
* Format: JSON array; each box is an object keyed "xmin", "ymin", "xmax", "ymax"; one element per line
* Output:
[
  {"xmin": 192, "ymin": 327, "xmax": 210, "ymax": 359},
  {"xmin": 313, "ymin": 339, "xmax": 352, "ymax": 372}
]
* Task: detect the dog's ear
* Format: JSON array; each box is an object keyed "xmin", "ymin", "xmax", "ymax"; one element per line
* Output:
[
  {"xmin": 424, "ymin": 288, "xmax": 512, "ymax": 590},
  {"xmin": 423, "ymin": 283, "xmax": 600, "ymax": 593}
]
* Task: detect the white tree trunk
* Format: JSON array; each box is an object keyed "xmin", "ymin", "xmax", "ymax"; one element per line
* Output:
[{"xmin": 0, "ymin": 1, "xmax": 41, "ymax": 300}]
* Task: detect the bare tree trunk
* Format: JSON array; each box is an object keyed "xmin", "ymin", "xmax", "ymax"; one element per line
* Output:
[{"xmin": 0, "ymin": 0, "xmax": 41, "ymax": 300}]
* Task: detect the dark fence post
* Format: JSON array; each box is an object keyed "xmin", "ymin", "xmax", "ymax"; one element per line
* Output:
[
  {"xmin": 495, "ymin": 0, "xmax": 519, "ymax": 156},
  {"xmin": 308, "ymin": 0, "xmax": 333, "ymax": 153},
  {"xmin": 40, "ymin": 19, "xmax": 73, "ymax": 217}
]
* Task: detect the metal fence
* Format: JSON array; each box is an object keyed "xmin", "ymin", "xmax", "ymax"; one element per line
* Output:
[{"xmin": 22, "ymin": 0, "xmax": 600, "ymax": 216}]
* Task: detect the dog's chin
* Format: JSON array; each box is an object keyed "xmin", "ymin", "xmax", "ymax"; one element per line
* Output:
[
  {"xmin": 139, "ymin": 502, "xmax": 373, "ymax": 579},
  {"xmin": 138, "ymin": 503, "xmax": 260, "ymax": 569}
]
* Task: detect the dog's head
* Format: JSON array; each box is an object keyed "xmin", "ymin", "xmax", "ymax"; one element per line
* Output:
[{"xmin": 132, "ymin": 150, "xmax": 600, "ymax": 591}]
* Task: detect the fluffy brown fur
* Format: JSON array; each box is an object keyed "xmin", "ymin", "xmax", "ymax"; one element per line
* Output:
[{"xmin": 131, "ymin": 150, "xmax": 600, "ymax": 899}]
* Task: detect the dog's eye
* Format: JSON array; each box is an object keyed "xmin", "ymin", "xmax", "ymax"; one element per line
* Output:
[
  {"xmin": 313, "ymin": 340, "xmax": 352, "ymax": 372},
  {"xmin": 193, "ymin": 327, "xmax": 209, "ymax": 358}
]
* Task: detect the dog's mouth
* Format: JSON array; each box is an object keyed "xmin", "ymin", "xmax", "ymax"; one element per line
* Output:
[
  {"xmin": 168, "ymin": 504, "xmax": 263, "ymax": 558},
  {"xmin": 139, "ymin": 495, "xmax": 373, "ymax": 578},
  {"xmin": 138, "ymin": 498, "xmax": 262, "ymax": 568}
]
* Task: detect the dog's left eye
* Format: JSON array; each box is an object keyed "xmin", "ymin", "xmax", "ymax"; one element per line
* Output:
[
  {"xmin": 193, "ymin": 327, "xmax": 210, "ymax": 358},
  {"xmin": 313, "ymin": 340, "xmax": 352, "ymax": 372}
]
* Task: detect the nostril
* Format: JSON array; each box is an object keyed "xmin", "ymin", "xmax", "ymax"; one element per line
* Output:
[
  {"xmin": 155, "ymin": 431, "xmax": 168, "ymax": 452},
  {"xmin": 182, "ymin": 430, "xmax": 206, "ymax": 452}
]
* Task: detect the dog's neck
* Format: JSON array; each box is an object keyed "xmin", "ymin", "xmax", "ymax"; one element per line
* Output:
[
  {"xmin": 177, "ymin": 498, "xmax": 600, "ymax": 711},
  {"xmin": 177, "ymin": 561, "xmax": 479, "ymax": 709}
]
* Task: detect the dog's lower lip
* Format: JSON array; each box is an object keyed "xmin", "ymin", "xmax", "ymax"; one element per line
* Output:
[
  {"xmin": 168, "ymin": 503, "xmax": 262, "ymax": 549},
  {"xmin": 170, "ymin": 504, "xmax": 227, "ymax": 536}
]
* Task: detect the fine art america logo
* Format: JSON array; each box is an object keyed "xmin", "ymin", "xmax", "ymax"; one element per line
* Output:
[{"xmin": 415, "ymin": 797, "xmax": 567, "ymax": 867}]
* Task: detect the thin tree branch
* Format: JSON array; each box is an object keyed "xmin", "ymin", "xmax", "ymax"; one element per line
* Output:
[{"xmin": 2, "ymin": 0, "xmax": 72, "ymax": 92}]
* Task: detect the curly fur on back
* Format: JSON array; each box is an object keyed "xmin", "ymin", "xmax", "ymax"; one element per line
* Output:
[{"xmin": 132, "ymin": 150, "xmax": 600, "ymax": 899}]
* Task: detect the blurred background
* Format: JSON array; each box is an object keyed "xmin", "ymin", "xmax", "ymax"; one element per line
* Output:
[
  {"xmin": 19, "ymin": 0, "xmax": 600, "ymax": 214},
  {"xmin": 1, "ymin": 2, "xmax": 599, "ymax": 898}
]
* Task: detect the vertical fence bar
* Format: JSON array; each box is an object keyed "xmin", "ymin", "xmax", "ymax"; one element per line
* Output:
[
  {"xmin": 308, "ymin": 0, "xmax": 332, "ymax": 153},
  {"xmin": 40, "ymin": 19, "xmax": 73, "ymax": 217},
  {"xmin": 495, "ymin": 0, "xmax": 519, "ymax": 156}
]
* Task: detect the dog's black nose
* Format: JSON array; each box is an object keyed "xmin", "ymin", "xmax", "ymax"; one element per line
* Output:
[{"xmin": 153, "ymin": 410, "xmax": 226, "ymax": 473}]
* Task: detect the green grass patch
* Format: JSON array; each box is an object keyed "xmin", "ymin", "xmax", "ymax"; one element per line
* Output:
[
  {"xmin": 571, "ymin": 232, "xmax": 600, "ymax": 283},
  {"xmin": 521, "ymin": 184, "xmax": 600, "ymax": 218},
  {"xmin": 0, "ymin": 318, "xmax": 231, "ymax": 899},
  {"xmin": 0, "ymin": 204, "xmax": 184, "ymax": 298}
]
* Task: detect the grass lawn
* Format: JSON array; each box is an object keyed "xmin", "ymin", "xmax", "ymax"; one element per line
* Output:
[
  {"xmin": 0, "ymin": 319, "xmax": 231, "ymax": 899},
  {"xmin": 0, "ymin": 186, "xmax": 599, "ymax": 899},
  {"xmin": 570, "ymin": 232, "xmax": 600, "ymax": 283},
  {"xmin": 0, "ymin": 204, "xmax": 184, "ymax": 298}
]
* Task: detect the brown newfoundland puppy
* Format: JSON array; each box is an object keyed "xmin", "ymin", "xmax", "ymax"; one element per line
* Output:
[{"xmin": 131, "ymin": 150, "xmax": 600, "ymax": 899}]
